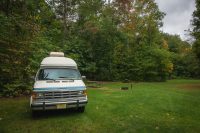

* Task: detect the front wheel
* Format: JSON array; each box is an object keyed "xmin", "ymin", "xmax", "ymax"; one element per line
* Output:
[
  {"xmin": 31, "ymin": 110, "xmax": 41, "ymax": 117},
  {"xmin": 77, "ymin": 107, "xmax": 85, "ymax": 113}
]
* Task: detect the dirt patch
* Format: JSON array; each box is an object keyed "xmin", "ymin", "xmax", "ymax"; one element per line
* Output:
[
  {"xmin": 89, "ymin": 87, "xmax": 121, "ymax": 94},
  {"xmin": 177, "ymin": 84, "xmax": 200, "ymax": 90}
]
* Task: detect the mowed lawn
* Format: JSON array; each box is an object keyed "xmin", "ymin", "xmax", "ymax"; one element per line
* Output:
[{"xmin": 0, "ymin": 80, "xmax": 200, "ymax": 133}]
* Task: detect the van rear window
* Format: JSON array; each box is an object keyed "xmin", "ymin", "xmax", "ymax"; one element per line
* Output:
[{"xmin": 37, "ymin": 68, "xmax": 81, "ymax": 80}]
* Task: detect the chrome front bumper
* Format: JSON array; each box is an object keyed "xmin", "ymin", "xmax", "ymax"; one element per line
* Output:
[{"xmin": 30, "ymin": 96, "xmax": 88, "ymax": 110}]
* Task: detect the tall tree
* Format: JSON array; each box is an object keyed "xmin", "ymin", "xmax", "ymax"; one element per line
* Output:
[
  {"xmin": 192, "ymin": 0, "xmax": 200, "ymax": 62},
  {"xmin": 47, "ymin": 0, "xmax": 79, "ymax": 43},
  {"xmin": 0, "ymin": 0, "xmax": 41, "ymax": 96}
]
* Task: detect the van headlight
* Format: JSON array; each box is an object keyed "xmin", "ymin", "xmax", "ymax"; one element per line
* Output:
[
  {"xmin": 31, "ymin": 92, "xmax": 43, "ymax": 99},
  {"xmin": 83, "ymin": 90, "xmax": 87, "ymax": 96},
  {"xmin": 31, "ymin": 92, "xmax": 37, "ymax": 99},
  {"xmin": 78, "ymin": 90, "xmax": 87, "ymax": 96}
]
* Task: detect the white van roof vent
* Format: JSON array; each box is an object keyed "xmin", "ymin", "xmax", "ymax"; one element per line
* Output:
[{"xmin": 49, "ymin": 52, "xmax": 64, "ymax": 57}]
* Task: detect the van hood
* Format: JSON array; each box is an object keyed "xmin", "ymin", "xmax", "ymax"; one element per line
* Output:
[{"xmin": 33, "ymin": 80, "xmax": 86, "ymax": 91}]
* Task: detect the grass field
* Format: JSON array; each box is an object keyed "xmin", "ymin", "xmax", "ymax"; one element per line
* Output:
[{"xmin": 0, "ymin": 79, "xmax": 200, "ymax": 133}]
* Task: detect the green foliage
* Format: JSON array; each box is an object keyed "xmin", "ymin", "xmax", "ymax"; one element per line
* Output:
[
  {"xmin": 191, "ymin": 0, "xmax": 200, "ymax": 73},
  {"xmin": 0, "ymin": 0, "xmax": 199, "ymax": 96},
  {"xmin": 192, "ymin": 0, "xmax": 200, "ymax": 59},
  {"xmin": 112, "ymin": 46, "xmax": 172, "ymax": 81},
  {"xmin": 162, "ymin": 33, "xmax": 200, "ymax": 78},
  {"xmin": 0, "ymin": 0, "xmax": 42, "ymax": 96}
]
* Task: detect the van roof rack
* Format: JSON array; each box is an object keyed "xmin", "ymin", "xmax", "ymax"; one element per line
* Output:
[{"xmin": 49, "ymin": 52, "xmax": 64, "ymax": 57}]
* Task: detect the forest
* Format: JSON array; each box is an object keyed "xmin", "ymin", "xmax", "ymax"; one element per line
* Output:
[{"xmin": 0, "ymin": 0, "xmax": 200, "ymax": 96}]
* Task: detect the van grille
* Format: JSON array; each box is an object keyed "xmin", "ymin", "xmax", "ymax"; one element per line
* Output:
[{"xmin": 36, "ymin": 91, "xmax": 84, "ymax": 100}]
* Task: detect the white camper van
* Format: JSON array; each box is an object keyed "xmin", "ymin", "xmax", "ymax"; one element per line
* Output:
[{"xmin": 30, "ymin": 52, "xmax": 87, "ymax": 113}]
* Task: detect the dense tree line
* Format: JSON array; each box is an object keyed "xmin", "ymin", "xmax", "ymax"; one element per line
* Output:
[
  {"xmin": 192, "ymin": 0, "xmax": 200, "ymax": 65},
  {"xmin": 0, "ymin": 0, "xmax": 199, "ymax": 96}
]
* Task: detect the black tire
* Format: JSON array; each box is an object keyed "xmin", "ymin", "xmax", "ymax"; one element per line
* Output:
[
  {"xmin": 31, "ymin": 110, "xmax": 40, "ymax": 117},
  {"xmin": 77, "ymin": 107, "xmax": 85, "ymax": 113}
]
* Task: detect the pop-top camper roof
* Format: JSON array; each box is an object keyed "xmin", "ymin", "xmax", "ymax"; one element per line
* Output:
[{"xmin": 40, "ymin": 52, "xmax": 77, "ymax": 68}]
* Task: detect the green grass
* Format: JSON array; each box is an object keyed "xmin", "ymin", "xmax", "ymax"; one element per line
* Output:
[{"xmin": 0, "ymin": 79, "xmax": 200, "ymax": 133}]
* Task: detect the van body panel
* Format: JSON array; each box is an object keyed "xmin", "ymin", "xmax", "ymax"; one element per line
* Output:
[
  {"xmin": 30, "ymin": 52, "xmax": 87, "ymax": 112},
  {"xmin": 33, "ymin": 80, "xmax": 86, "ymax": 91},
  {"xmin": 41, "ymin": 57, "xmax": 77, "ymax": 68}
]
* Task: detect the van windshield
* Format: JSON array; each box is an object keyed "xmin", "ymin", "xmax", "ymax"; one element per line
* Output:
[{"xmin": 37, "ymin": 68, "xmax": 81, "ymax": 80}]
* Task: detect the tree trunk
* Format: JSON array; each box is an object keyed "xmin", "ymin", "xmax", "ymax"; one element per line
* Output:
[{"xmin": 63, "ymin": 0, "xmax": 67, "ymax": 44}]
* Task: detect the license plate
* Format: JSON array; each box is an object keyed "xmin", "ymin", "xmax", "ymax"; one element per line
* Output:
[{"xmin": 56, "ymin": 104, "xmax": 66, "ymax": 109}]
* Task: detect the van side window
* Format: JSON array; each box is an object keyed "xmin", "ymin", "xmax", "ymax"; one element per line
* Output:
[{"xmin": 38, "ymin": 69, "xmax": 45, "ymax": 80}]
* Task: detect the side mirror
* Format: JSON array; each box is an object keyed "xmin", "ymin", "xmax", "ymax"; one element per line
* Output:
[{"xmin": 82, "ymin": 76, "xmax": 86, "ymax": 79}]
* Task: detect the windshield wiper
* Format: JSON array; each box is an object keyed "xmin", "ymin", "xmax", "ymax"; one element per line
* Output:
[
  {"xmin": 44, "ymin": 78, "xmax": 56, "ymax": 81},
  {"xmin": 58, "ymin": 77, "xmax": 75, "ymax": 80}
]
